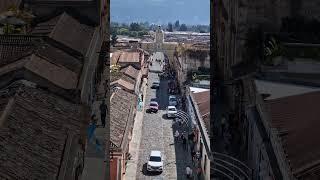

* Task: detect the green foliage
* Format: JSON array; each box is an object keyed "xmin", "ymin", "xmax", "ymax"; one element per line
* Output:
[
  {"xmin": 111, "ymin": 22, "xmax": 149, "ymax": 38},
  {"xmin": 129, "ymin": 22, "xmax": 141, "ymax": 31},
  {"xmin": 264, "ymin": 37, "xmax": 284, "ymax": 58},
  {"xmin": 3, "ymin": 24, "xmax": 16, "ymax": 34},
  {"xmin": 110, "ymin": 65, "xmax": 121, "ymax": 72}
]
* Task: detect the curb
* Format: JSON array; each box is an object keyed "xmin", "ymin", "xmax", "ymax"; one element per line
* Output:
[{"xmin": 123, "ymin": 78, "xmax": 148, "ymax": 180}]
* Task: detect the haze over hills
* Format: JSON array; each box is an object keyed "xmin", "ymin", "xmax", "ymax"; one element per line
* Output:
[{"xmin": 111, "ymin": 0, "xmax": 210, "ymax": 25}]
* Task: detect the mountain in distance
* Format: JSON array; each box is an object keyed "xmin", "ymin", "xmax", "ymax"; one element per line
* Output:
[{"xmin": 111, "ymin": 0, "xmax": 210, "ymax": 25}]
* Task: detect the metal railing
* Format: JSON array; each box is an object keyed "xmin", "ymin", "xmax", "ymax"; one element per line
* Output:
[{"xmin": 211, "ymin": 151, "xmax": 252, "ymax": 180}]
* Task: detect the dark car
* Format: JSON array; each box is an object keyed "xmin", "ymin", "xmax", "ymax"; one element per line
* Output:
[
  {"xmin": 151, "ymin": 82, "xmax": 160, "ymax": 89},
  {"xmin": 147, "ymin": 101, "xmax": 159, "ymax": 113}
]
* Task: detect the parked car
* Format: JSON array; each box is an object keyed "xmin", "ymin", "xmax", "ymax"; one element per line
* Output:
[
  {"xmin": 151, "ymin": 81, "xmax": 160, "ymax": 89},
  {"xmin": 166, "ymin": 106, "xmax": 177, "ymax": 118},
  {"xmin": 168, "ymin": 95, "xmax": 177, "ymax": 106},
  {"xmin": 147, "ymin": 150, "xmax": 163, "ymax": 172},
  {"xmin": 147, "ymin": 101, "xmax": 159, "ymax": 113}
]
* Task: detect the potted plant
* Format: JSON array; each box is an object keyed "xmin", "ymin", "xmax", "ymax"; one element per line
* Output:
[{"xmin": 264, "ymin": 37, "xmax": 285, "ymax": 66}]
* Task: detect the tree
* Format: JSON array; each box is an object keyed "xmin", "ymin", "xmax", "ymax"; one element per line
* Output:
[
  {"xmin": 129, "ymin": 22, "xmax": 141, "ymax": 31},
  {"xmin": 117, "ymin": 28, "xmax": 129, "ymax": 35},
  {"xmin": 168, "ymin": 22, "xmax": 173, "ymax": 32},
  {"xmin": 174, "ymin": 20, "xmax": 180, "ymax": 30},
  {"xmin": 179, "ymin": 24, "xmax": 187, "ymax": 31},
  {"xmin": 111, "ymin": 33, "xmax": 118, "ymax": 46}
]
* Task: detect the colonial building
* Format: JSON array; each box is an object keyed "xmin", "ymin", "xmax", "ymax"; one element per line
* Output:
[
  {"xmin": 110, "ymin": 89, "xmax": 137, "ymax": 180},
  {"xmin": 213, "ymin": 0, "xmax": 320, "ymax": 179},
  {"xmin": 141, "ymin": 25, "xmax": 178, "ymax": 66},
  {"xmin": 0, "ymin": 1, "xmax": 108, "ymax": 178},
  {"xmin": 173, "ymin": 43, "xmax": 210, "ymax": 92},
  {"xmin": 0, "ymin": 81, "xmax": 89, "ymax": 180},
  {"xmin": 187, "ymin": 86, "xmax": 211, "ymax": 180}
]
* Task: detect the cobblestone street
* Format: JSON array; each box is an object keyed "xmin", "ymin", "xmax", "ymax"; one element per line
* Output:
[{"xmin": 135, "ymin": 53, "xmax": 193, "ymax": 180}]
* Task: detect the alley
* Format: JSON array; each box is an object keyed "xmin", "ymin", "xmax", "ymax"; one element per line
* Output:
[{"xmin": 135, "ymin": 52, "xmax": 193, "ymax": 180}]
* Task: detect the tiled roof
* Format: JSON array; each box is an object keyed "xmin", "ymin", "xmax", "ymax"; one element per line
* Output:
[
  {"xmin": 0, "ymin": 35, "xmax": 41, "ymax": 64},
  {"xmin": 110, "ymin": 89, "xmax": 136, "ymax": 148},
  {"xmin": 0, "ymin": 36, "xmax": 83, "ymax": 90},
  {"xmin": 0, "ymin": 84, "xmax": 84, "ymax": 179},
  {"xmin": 121, "ymin": 65, "xmax": 139, "ymax": 80},
  {"xmin": 192, "ymin": 90, "xmax": 210, "ymax": 130},
  {"xmin": 37, "ymin": 43, "xmax": 83, "ymax": 74},
  {"xmin": 110, "ymin": 71, "xmax": 136, "ymax": 85},
  {"xmin": 110, "ymin": 51, "xmax": 121, "ymax": 65},
  {"xmin": 266, "ymin": 91, "xmax": 320, "ymax": 178},
  {"xmin": 31, "ymin": 12, "xmax": 95, "ymax": 55},
  {"xmin": 25, "ymin": 54, "xmax": 79, "ymax": 89},
  {"xmin": 118, "ymin": 52, "xmax": 140, "ymax": 63},
  {"xmin": 0, "ymin": 53, "xmax": 79, "ymax": 90},
  {"xmin": 110, "ymin": 79, "xmax": 135, "ymax": 92}
]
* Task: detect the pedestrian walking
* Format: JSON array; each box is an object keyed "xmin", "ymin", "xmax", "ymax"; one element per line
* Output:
[
  {"xmin": 196, "ymin": 167, "xmax": 202, "ymax": 180},
  {"xmin": 91, "ymin": 114, "xmax": 98, "ymax": 126},
  {"xmin": 185, "ymin": 166, "xmax": 193, "ymax": 179},
  {"xmin": 99, "ymin": 100, "xmax": 107, "ymax": 128},
  {"xmin": 191, "ymin": 150, "xmax": 196, "ymax": 162},
  {"xmin": 174, "ymin": 130, "xmax": 180, "ymax": 142},
  {"xmin": 196, "ymin": 151, "xmax": 201, "ymax": 161},
  {"xmin": 178, "ymin": 118, "xmax": 182, "ymax": 127},
  {"xmin": 182, "ymin": 135, "xmax": 187, "ymax": 150}
]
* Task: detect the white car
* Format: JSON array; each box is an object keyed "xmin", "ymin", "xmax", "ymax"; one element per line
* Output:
[
  {"xmin": 147, "ymin": 151, "xmax": 163, "ymax": 172},
  {"xmin": 168, "ymin": 95, "xmax": 177, "ymax": 106},
  {"xmin": 166, "ymin": 106, "xmax": 177, "ymax": 118}
]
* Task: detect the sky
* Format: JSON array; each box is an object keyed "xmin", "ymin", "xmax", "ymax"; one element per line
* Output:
[{"xmin": 111, "ymin": 0, "xmax": 210, "ymax": 25}]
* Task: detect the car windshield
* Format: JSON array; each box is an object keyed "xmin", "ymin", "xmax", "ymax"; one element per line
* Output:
[
  {"xmin": 149, "ymin": 156, "xmax": 161, "ymax": 162},
  {"xmin": 150, "ymin": 102, "xmax": 158, "ymax": 106},
  {"xmin": 153, "ymin": 82, "xmax": 159, "ymax": 85},
  {"xmin": 169, "ymin": 97, "xmax": 176, "ymax": 101},
  {"xmin": 168, "ymin": 108, "xmax": 176, "ymax": 111}
]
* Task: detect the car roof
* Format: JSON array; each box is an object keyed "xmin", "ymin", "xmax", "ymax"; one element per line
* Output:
[
  {"xmin": 150, "ymin": 150, "xmax": 161, "ymax": 156},
  {"xmin": 150, "ymin": 101, "xmax": 158, "ymax": 104},
  {"xmin": 167, "ymin": 106, "xmax": 176, "ymax": 109},
  {"xmin": 169, "ymin": 95, "xmax": 176, "ymax": 98}
]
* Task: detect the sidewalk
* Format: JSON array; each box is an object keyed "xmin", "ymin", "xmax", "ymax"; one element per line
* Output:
[
  {"xmin": 123, "ymin": 78, "xmax": 148, "ymax": 180},
  {"xmin": 81, "ymin": 100, "xmax": 107, "ymax": 180},
  {"xmin": 81, "ymin": 73, "xmax": 108, "ymax": 180}
]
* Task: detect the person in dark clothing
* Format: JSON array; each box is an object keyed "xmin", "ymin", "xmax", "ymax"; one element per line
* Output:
[
  {"xmin": 99, "ymin": 100, "xmax": 107, "ymax": 128},
  {"xmin": 182, "ymin": 136, "xmax": 187, "ymax": 150},
  {"xmin": 196, "ymin": 167, "xmax": 202, "ymax": 180},
  {"xmin": 191, "ymin": 150, "xmax": 196, "ymax": 161}
]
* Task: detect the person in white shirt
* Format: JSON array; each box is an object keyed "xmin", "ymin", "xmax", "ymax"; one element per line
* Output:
[
  {"xmin": 174, "ymin": 130, "xmax": 180, "ymax": 142},
  {"xmin": 185, "ymin": 166, "xmax": 193, "ymax": 178}
]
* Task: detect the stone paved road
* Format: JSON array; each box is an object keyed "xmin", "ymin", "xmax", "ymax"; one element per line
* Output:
[{"xmin": 135, "ymin": 52, "xmax": 193, "ymax": 180}]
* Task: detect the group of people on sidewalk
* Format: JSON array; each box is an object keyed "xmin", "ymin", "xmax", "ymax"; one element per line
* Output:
[{"xmin": 173, "ymin": 119, "xmax": 203, "ymax": 179}]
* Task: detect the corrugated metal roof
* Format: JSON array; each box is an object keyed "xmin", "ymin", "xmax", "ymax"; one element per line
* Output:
[{"xmin": 266, "ymin": 91, "xmax": 320, "ymax": 178}]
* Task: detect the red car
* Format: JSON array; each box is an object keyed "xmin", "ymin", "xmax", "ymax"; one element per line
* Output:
[{"xmin": 147, "ymin": 101, "xmax": 159, "ymax": 113}]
